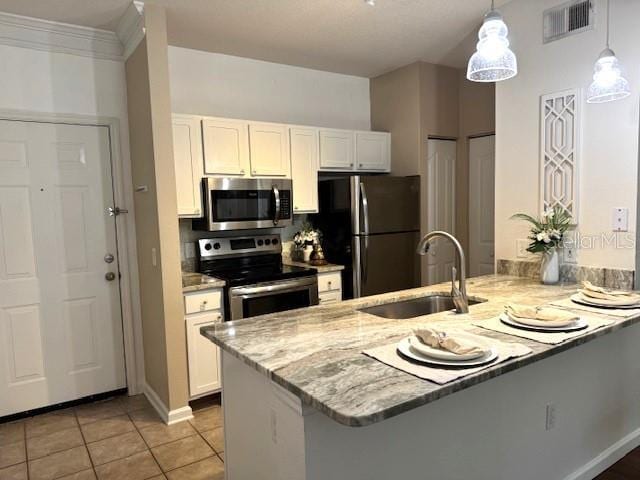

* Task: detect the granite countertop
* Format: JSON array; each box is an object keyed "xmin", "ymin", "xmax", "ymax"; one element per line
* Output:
[
  {"xmin": 283, "ymin": 259, "xmax": 345, "ymax": 273},
  {"xmin": 201, "ymin": 274, "xmax": 640, "ymax": 427},
  {"xmin": 182, "ymin": 272, "xmax": 225, "ymax": 293}
]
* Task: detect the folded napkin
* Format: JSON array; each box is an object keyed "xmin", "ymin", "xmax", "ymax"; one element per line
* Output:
[
  {"xmin": 579, "ymin": 281, "xmax": 640, "ymax": 302},
  {"xmin": 413, "ymin": 326, "xmax": 486, "ymax": 356},
  {"xmin": 505, "ymin": 303, "xmax": 579, "ymax": 327}
]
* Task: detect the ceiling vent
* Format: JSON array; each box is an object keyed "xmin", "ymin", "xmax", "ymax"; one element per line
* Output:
[{"xmin": 543, "ymin": 0, "xmax": 594, "ymax": 44}]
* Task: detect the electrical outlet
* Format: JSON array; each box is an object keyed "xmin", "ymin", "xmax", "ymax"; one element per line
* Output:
[
  {"xmin": 517, "ymin": 239, "xmax": 529, "ymax": 258},
  {"xmin": 545, "ymin": 403, "xmax": 556, "ymax": 431},
  {"xmin": 612, "ymin": 207, "xmax": 629, "ymax": 232},
  {"xmin": 563, "ymin": 244, "xmax": 578, "ymax": 264},
  {"xmin": 184, "ymin": 242, "xmax": 196, "ymax": 259}
]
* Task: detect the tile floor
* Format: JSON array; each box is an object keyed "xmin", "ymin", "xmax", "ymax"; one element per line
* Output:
[{"xmin": 0, "ymin": 395, "xmax": 224, "ymax": 480}]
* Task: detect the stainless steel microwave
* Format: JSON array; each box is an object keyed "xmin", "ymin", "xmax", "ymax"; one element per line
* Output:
[{"xmin": 194, "ymin": 177, "xmax": 293, "ymax": 231}]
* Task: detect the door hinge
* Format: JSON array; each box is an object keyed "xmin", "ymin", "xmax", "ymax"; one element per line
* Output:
[{"xmin": 108, "ymin": 206, "xmax": 129, "ymax": 217}]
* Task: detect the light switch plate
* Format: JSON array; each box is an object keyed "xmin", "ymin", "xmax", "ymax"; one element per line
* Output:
[{"xmin": 612, "ymin": 208, "xmax": 629, "ymax": 232}]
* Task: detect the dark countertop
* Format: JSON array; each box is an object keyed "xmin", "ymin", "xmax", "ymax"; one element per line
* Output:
[{"xmin": 201, "ymin": 275, "xmax": 640, "ymax": 426}]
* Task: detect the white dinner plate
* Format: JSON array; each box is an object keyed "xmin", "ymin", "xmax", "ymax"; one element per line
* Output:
[
  {"xmin": 571, "ymin": 293, "xmax": 640, "ymax": 309},
  {"xmin": 505, "ymin": 313, "xmax": 575, "ymax": 328},
  {"xmin": 408, "ymin": 334, "xmax": 488, "ymax": 361},
  {"xmin": 500, "ymin": 313, "xmax": 588, "ymax": 332},
  {"xmin": 397, "ymin": 337, "xmax": 499, "ymax": 368}
]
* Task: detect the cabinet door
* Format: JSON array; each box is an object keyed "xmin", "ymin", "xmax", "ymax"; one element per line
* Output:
[
  {"xmin": 290, "ymin": 127, "xmax": 319, "ymax": 213},
  {"xmin": 319, "ymin": 129, "xmax": 355, "ymax": 170},
  {"xmin": 202, "ymin": 118, "xmax": 250, "ymax": 176},
  {"xmin": 249, "ymin": 123, "xmax": 290, "ymax": 177},
  {"xmin": 355, "ymin": 131, "xmax": 390, "ymax": 172},
  {"xmin": 186, "ymin": 311, "xmax": 222, "ymax": 397},
  {"xmin": 172, "ymin": 115, "xmax": 204, "ymax": 217}
]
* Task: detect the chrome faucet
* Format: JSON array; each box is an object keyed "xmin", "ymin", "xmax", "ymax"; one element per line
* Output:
[{"xmin": 416, "ymin": 231, "xmax": 468, "ymax": 314}]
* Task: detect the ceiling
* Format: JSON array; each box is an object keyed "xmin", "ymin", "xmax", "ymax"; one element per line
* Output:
[{"xmin": 0, "ymin": 0, "xmax": 511, "ymax": 77}]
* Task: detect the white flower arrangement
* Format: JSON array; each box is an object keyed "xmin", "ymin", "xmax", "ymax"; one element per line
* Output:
[
  {"xmin": 293, "ymin": 222, "xmax": 322, "ymax": 248},
  {"xmin": 511, "ymin": 206, "xmax": 571, "ymax": 254}
]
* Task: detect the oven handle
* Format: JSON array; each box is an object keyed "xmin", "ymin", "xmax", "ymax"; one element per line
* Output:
[
  {"xmin": 273, "ymin": 185, "xmax": 280, "ymax": 226},
  {"xmin": 230, "ymin": 278, "xmax": 317, "ymax": 297}
]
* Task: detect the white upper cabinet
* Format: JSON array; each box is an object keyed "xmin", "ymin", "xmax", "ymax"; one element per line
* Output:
[
  {"xmin": 289, "ymin": 127, "xmax": 319, "ymax": 213},
  {"xmin": 172, "ymin": 114, "xmax": 204, "ymax": 217},
  {"xmin": 249, "ymin": 123, "xmax": 291, "ymax": 177},
  {"xmin": 355, "ymin": 131, "xmax": 391, "ymax": 172},
  {"xmin": 319, "ymin": 129, "xmax": 355, "ymax": 170},
  {"xmin": 202, "ymin": 118, "xmax": 250, "ymax": 176}
]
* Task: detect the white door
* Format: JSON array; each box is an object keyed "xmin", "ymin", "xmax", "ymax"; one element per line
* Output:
[
  {"xmin": 202, "ymin": 118, "xmax": 250, "ymax": 176},
  {"xmin": 290, "ymin": 127, "xmax": 319, "ymax": 214},
  {"xmin": 355, "ymin": 132, "xmax": 390, "ymax": 172},
  {"xmin": 0, "ymin": 120, "xmax": 126, "ymax": 416},
  {"xmin": 469, "ymin": 135, "xmax": 496, "ymax": 277},
  {"xmin": 172, "ymin": 114, "xmax": 204, "ymax": 217},
  {"xmin": 318, "ymin": 129, "xmax": 354, "ymax": 170},
  {"xmin": 249, "ymin": 123, "xmax": 290, "ymax": 177},
  {"xmin": 425, "ymin": 139, "xmax": 456, "ymax": 285}
]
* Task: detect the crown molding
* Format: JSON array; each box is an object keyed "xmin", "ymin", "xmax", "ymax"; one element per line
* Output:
[
  {"xmin": 116, "ymin": 1, "xmax": 145, "ymax": 60},
  {"xmin": 0, "ymin": 11, "xmax": 123, "ymax": 61}
]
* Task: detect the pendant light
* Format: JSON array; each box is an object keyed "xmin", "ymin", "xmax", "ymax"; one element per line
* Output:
[
  {"xmin": 467, "ymin": 0, "xmax": 518, "ymax": 82},
  {"xmin": 586, "ymin": 0, "xmax": 630, "ymax": 103}
]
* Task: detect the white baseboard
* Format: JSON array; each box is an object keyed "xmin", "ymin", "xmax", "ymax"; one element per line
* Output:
[
  {"xmin": 143, "ymin": 382, "xmax": 193, "ymax": 425},
  {"xmin": 564, "ymin": 427, "xmax": 640, "ymax": 480}
]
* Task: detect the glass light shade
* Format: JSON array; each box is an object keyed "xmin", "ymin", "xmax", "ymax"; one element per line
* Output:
[
  {"xmin": 467, "ymin": 10, "xmax": 518, "ymax": 82},
  {"xmin": 586, "ymin": 49, "xmax": 631, "ymax": 103}
]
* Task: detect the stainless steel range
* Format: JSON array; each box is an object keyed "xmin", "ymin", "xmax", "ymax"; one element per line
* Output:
[{"xmin": 197, "ymin": 234, "xmax": 318, "ymax": 321}]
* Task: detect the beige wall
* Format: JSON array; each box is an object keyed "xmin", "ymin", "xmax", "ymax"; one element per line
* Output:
[
  {"xmin": 370, "ymin": 63, "xmax": 422, "ymax": 177},
  {"xmin": 125, "ymin": 4, "xmax": 189, "ymax": 413},
  {"xmin": 457, "ymin": 72, "xmax": 496, "ymax": 254},
  {"xmin": 370, "ymin": 61, "xmax": 494, "ymax": 282}
]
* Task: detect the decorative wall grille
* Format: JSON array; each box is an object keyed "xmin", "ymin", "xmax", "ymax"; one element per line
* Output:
[{"xmin": 540, "ymin": 89, "xmax": 579, "ymax": 221}]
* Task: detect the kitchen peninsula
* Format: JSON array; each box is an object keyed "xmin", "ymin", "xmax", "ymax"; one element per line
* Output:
[{"xmin": 202, "ymin": 275, "xmax": 640, "ymax": 480}]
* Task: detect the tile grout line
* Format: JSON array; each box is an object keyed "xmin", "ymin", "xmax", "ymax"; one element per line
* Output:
[
  {"xmin": 128, "ymin": 409, "xmax": 168, "ymax": 479},
  {"xmin": 72, "ymin": 408, "xmax": 98, "ymax": 480}
]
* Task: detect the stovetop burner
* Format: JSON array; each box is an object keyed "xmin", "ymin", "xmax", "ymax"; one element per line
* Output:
[{"xmin": 197, "ymin": 234, "xmax": 317, "ymax": 287}]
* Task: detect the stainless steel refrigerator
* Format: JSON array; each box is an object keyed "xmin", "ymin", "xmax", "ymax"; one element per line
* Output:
[{"xmin": 310, "ymin": 175, "xmax": 420, "ymax": 299}]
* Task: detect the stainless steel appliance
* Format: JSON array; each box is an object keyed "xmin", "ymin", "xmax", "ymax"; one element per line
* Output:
[
  {"xmin": 197, "ymin": 234, "xmax": 318, "ymax": 321},
  {"xmin": 194, "ymin": 178, "xmax": 292, "ymax": 231},
  {"xmin": 310, "ymin": 175, "xmax": 420, "ymax": 299}
]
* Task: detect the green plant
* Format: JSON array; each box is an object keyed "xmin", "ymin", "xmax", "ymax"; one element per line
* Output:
[{"xmin": 511, "ymin": 205, "xmax": 572, "ymax": 253}]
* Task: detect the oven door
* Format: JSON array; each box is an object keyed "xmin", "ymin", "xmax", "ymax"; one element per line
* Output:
[
  {"xmin": 228, "ymin": 276, "xmax": 319, "ymax": 321},
  {"xmin": 200, "ymin": 177, "xmax": 292, "ymax": 231}
]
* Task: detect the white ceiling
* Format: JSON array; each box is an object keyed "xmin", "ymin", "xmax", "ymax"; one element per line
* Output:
[{"xmin": 0, "ymin": 0, "xmax": 511, "ymax": 77}]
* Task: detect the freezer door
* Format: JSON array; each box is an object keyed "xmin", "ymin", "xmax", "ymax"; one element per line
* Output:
[
  {"xmin": 352, "ymin": 176, "xmax": 420, "ymax": 235},
  {"xmin": 354, "ymin": 231, "xmax": 420, "ymax": 298}
]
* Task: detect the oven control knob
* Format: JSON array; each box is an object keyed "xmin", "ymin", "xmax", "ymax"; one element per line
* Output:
[
  {"xmin": 272, "ymin": 238, "xmax": 278, "ymax": 245},
  {"xmin": 257, "ymin": 239, "xmax": 264, "ymax": 246},
  {"xmin": 213, "ymin": 242, "xmax": 221, "ymax": 250},
  {"xmin": 265, "ymin": 239, "xmax": 271, "ymax": 245},
  {"xmin": 204, "ymin": 243, "xmax": 212, "ymax": 251}
]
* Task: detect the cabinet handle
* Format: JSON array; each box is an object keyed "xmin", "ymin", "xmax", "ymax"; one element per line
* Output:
[
  {"xmin": 252, "ymin": 170, "xmax": 257, "ymax": 175},
  {"xmin": 294, "ymin": 206, "xmax": 299, "ymax": 210},
  {"xmin": 328, "ymin": 281, "xmax": 332, "ymax": 287},
  {"xmin": 240, "ymin": 169, "xmax": 245, "ymax": 174},
  {"xmin": 349, "ymin": 163, "xmax": 354, "ymax": 167},
  {"xmin": 359, "ymin": 163, "xmax": 363, "ymax": 167}
]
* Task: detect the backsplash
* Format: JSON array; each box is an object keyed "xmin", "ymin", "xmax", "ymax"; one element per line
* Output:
[
  {"xmin": 179, "ymin": 215, "xmax": 307, "ymax": 272},
  {"xmin": 496, "ymin": 259, "xmax": 635, "ymax": 290}
]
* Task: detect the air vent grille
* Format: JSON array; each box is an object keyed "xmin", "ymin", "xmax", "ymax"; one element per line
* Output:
[{"xmin": 544, "ymin": 0, "xmax": 594, "ymax": 44}]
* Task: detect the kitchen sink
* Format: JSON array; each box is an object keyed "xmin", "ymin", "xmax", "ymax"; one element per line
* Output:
[{"xmin": 358, "ymin": 295, "xmax": 486, "ymax": 319}]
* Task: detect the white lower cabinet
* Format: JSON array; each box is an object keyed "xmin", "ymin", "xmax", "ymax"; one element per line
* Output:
[
  {"xmin": 317, "ymin": 271, "xmax": 342, "ymax": 305},
  {"xmin": 185, "ymin": 290, "xmax": 224, "ymax": 398}
]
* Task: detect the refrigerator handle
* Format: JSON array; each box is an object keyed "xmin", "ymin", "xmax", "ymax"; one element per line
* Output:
[{"xmin": 360, "ymin": 182, "xmax": 370, "ymax": 282}]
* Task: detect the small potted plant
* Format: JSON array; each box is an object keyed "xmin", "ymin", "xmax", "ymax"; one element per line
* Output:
[
  {"xmin": 511, "ymin": 205, "xmax": 572, "ymax": 284},
  {"xmin": 292, "ymin": 222, "xmax": 322, "ymax": 263}
]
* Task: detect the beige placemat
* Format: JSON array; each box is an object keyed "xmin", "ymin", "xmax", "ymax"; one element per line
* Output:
[
  {"xmin": 549, "ymin": 297, "xmax": 640, "ymax": 318},
  {"xmin": 362, "ymin": 335, "xmax": 531, "ymax": 385},
  {"xmin": 472, "ymin": 315, "xmax": 614, "ymax": 345}
]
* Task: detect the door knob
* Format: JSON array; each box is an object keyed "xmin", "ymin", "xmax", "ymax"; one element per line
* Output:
[
  {"xmin": 105, "ymin": 272, "xmax": 116, "ymax": 281},
  {"xmin": 104, "ymin": 253, "xmax": 115, "ymax": 264}
]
